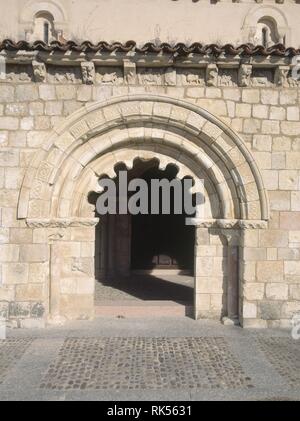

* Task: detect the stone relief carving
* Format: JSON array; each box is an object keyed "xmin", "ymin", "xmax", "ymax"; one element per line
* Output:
[
  {"xmin": 123, "ymin": 60, "xmax": 136, "ymax": 85},
  {"xmin": 251, "ymin": 69, "xmax": 274, "ymax": 87},
  {"xmin": 30, "ymin": 180, "xmax": 44, "ymax": 199},
  {"xmin": 206, "ymin": 64, "xmax": 218, "ymax": 87},
  {"xmin": 36, "ymin": 162, "xmax": 54, "ymax": 183},
  {"xmin": 189, "ymin": 218, "xmax": 268, "ymax": 231},
  {"xmin": 275, "ymin": 66, "xmax": 289, "ymax": 87},
  {"xmin": 5, "ymin": 64, "xmax": 33, "ymax": 82},
  {"xmin": 32, "ymin": 61, "xmax": 46, "ymax": 83},
  {"xmin": 238, "ymin": 220, "xmax": 268, "ymax": 230},
  {"xmin": 238, "ymin": 64, "xmax": 252, "ymax": 87},
  {"xmin": 96, "ymin": 67, "xmax": 123, "ymax": 85},
  {"xmin": 218, "ymin": 69, "xmax": 238, "ymax": 87},
  {"xmin": 48, "ymin": 66, "xmax": 81, "ymax": 83},
  {"xmin": 287, "ymin": 72, "xmax": 300, "ymax": 87},
  {"xmin": 138, "ymin": 68, "xmax": 162, "ymax": 85},
  {"xmin": 71, "ymin": 258, "xmax": 93, "ymax": 276},
  {"xmin": 81, "ymin": 62, "xmax": 95, "ymax": 84},
  {"xmin": 165, "ymin": 67, "xmax": 176, "ymax": 86},
  {"xmin": 179, "ymin": 69, "xmax": 205, "ymax": 86},
  {"xmin": 26, "ymin": 218, "xmax": 99, "ymax": 228}
]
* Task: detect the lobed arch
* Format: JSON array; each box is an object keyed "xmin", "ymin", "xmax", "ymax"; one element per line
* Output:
[{"xmin": 17, "ymin": 94, "xmax": 269, "ymax": 223}]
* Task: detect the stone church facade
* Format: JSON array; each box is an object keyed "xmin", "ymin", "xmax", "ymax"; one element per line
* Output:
[{"xmin": 0, "ymin": 0, "xmax": 300, "ymax": 328}]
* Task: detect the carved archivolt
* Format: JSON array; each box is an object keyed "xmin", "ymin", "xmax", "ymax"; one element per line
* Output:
[{"xmin": 18, "ymin": 94, "xmax": 269, "ymax": 224}]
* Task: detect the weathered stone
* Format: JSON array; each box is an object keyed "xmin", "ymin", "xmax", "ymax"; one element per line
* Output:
[
  {"xmin": 9, "ymin": 302, "xmax": 31, "ymax": 318},
  {"xmin": 259, "ymin": 301, "xmax": 282, "ymax": 320},
  {"xmin": 266, "ymin": 283, "xmax": 288, "ymax": 300},
  {"xmin": 16, "ymin": 283, "xmax": 44, "ymax": 301},
  {"xmin": 243, "ymin": 283, "xmax": 265, "ymax": 301},
  {"xmin": 19, "ymin": 244, "xmax": 48, "ymax": 263},
  {"xmin": 15, "ymin": 85, "xmax": 38, "ymax": 101},
  {"xmin": 256, "ymin": 261, "xmax": 283, "ymax": 282},
  {"xmin": 2, "ymin": 263, "xmax": 29, "ymax": 284},
  {"xmin": 243, "ymin": 302, "xmax": 257, "ymax": 318}
]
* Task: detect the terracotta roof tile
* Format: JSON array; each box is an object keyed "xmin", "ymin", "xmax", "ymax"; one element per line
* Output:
[{"xmin": 0, "ymin": 39, "xmax": 299, "ymax": 56}]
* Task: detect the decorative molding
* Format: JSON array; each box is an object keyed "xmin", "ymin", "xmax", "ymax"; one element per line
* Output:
[
  {"xmin": 187, "ymin": 218, "xmax": 268, "ymax": 229},
  {"xmin": 26, "ymin": 217, "xmax": 99, "ymax": 228},
  {"xmin": 238, "ymin": 220, "xmax": 268, "ymax": 229}
]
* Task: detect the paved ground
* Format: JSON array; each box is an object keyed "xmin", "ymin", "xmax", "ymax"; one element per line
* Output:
[
  {"xmin": 0, "ymin": 317, "xmax": 299, "ymax": 401},
  {"xmin": 95, "ymin": 274, "xmax": 194, "ymax": 303}
]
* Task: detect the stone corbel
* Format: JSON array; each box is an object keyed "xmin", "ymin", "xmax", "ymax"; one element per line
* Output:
[
  {"xmin": 165, "ymin": 67, "xmax": 176, "ymax": 86},
  {"xmin": 238, "ymin": 64, "xmax": 252, "ymax": 87},
  {"xmin": 206, "ymin": 63, "xmax": 218, "ymax": 87},
  {"xmin": 275, "ymin": 65, "xmax": 290, "ymax": 87},
  {"xmin": 123, "ymin": 59, "xmax": 136, "ymax": 85},
  {"xmin": 32, "ymin": 60, "xmax": 46, "ymax": 83},
  {"xmin": 81, "ymin": 61, "xmax": 95, "ymax": 84}
]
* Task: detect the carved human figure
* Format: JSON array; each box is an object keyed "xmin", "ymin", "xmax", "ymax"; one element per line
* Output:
[
  {"xmin": 32, "ymin": 61, "xmax": 46, "ymax": 82},
  {"xmin": 206, "ymin": 64, "xmax": 218, "ymax": 87},
  {"xmin": 275, "ymin": 66, "xmax": 289, "ymax": 87},
  {"xmin": 238, "ymin": 64, "xmax": 252, "ymax": 87},
  {"xmin": 81, "ymin": 62, "xmax": 95, "ymax": 84}
]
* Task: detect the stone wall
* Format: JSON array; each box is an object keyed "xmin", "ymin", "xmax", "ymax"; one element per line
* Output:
[
  {"xmin": 0, "ymin": 56, "xmax": 300, "ymax": 328},
  {"xmin": 2, "ymin": 0, "xmax": 300, "ymax": 46}
]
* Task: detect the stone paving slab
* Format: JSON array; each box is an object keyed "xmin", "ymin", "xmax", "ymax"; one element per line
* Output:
[{"xmin": 0, "ymin": 317, "xmax": 299, "ymax": 401}]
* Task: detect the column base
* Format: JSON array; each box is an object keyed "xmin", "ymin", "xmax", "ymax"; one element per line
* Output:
[{"xmin": 221, "ymin": 316, "xmax": 240, "ymax": 326}]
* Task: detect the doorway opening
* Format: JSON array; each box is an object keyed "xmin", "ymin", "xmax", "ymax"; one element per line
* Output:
[{"xmin": 92, "ymin": 159, "xmax": 195, "ymax": 317}]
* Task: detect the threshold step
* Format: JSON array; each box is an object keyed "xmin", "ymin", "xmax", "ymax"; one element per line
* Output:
[{"xmin": 95, "ymin": 300, "xmax": 193, "ymax": 317}]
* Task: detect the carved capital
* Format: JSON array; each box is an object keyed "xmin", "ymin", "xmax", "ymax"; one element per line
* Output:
[{"xmin": 220, "ymin": 229, "xmax": 240, "ymax": 246}]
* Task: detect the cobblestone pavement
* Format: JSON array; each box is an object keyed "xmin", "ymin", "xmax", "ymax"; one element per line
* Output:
[
  {"xmin": 40, "ymin": 337, "xmax": 252, "ymax": 390},
  {"xmin": 0, "ymin": 338, "xmax": 33, "ymax": 384},
  {"xmin": 0, "ymin": 317, "xmax": 299, "ymax": 401}
]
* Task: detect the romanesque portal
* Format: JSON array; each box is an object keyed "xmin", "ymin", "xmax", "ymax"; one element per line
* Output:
[{"xmin": 15, "ymin": 95, "xmax": 268, "ymax": 326}]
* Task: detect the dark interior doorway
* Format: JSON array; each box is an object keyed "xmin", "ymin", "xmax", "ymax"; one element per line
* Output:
[
  {"xmin": 130, "ymin": 165, "xmax": 194, "ymax": 271},
  {"xmin": 92, "ymin": 159, "xmax": 195, "ymax": 313}
]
